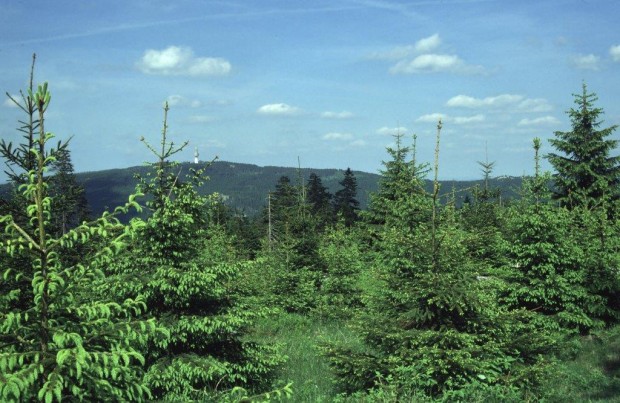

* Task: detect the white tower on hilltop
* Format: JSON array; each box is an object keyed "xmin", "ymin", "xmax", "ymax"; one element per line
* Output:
[{"xmin": 194, "ymin": 147, "xmax": 199, "ymax": 164}]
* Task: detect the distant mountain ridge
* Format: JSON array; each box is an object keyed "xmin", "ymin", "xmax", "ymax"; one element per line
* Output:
[
  {"xmin": 74, "ymin": 160, "xmax": 523, "ymax": 217},
  {"xmin": 1, "ymin": 161, "xmax": 524, "ymax": 217},
  {"xmin": 76, "ymin": 161, "xmax": 382, "ymax": 217}
]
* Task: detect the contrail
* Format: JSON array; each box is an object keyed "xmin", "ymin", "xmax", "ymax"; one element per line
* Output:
[{"xmin": 1, "ymin": 4, "xmax": 364, "ymax": 47}]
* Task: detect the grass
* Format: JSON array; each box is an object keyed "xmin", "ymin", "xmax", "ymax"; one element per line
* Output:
[
  {"xmin": 539, "ymin": 325, "xmax": 620, "ymax": 402},
  {"xmin": 250, "ymin": 313, "xmax": 620, "ymax": 402},
  {"xmin": 250, "ymin": 312, "xmax": 359, "ymax": 402}
]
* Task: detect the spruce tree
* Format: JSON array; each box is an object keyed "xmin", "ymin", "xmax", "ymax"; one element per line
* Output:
[
  {"xmin": 1, "ymin": 73, "xmax": 159, "ymax": 402},
  {"xmin": 502, "ymin": 198, "xmax": 604, "ymax": 332},
  {"xmin": 546, "ymin": 84, "xmax": 620, "ymax": 324},
  {"xmin": 323, "ymin": 123, "xmax": 551, "ymax": 399},
  {"xmin": 48, "ymin": 147, "xmax": 90, "ymax": 236},
  {"xmin": 547, "ymin": 83, "xmax": 620, "ymax": 209},
  {"xmin": 502, "ymin": 138, "xmax": 606, "ymax": 333},
  {"xmin": 460, "ymin": 154, "xmax": 505, "ymax": 269},
  {"xmin": 364, "ymin": 133, "xmax": 430, "ymax": 228},
  {"xmin": 104, "ymin": 104, "xmax": 284, "ymax": 400},
  {"xmin": 0, "ymin": 55, "xmax": 38, "ymax": 185},
  {"xmin": 306, "ymin": 172, "xmax": 333, "ymax": 224},
  {"xmin": 260, "ymin": 175, "xmax": 324, "ymax": 312},
  {"xmin": 333, "ymin": 168, "xmax": 360, "ymax": 227},
  {"xmin": 269, "ymin": 176, "xmax": 298, "ymax": 234},
  {"xmin": 316, "ymin": 222, "xmax": 364, "ymax": 318}
]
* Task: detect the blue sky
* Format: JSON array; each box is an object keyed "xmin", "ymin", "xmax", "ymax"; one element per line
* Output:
[{"xmin": 1, "ymin": 0, "xmax": 619, "ymax": 180}]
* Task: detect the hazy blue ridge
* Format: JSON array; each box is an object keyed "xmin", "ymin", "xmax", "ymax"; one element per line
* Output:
[{"xmin": 1, "ymin": 160, "xmax": 523, "ymax": 218}]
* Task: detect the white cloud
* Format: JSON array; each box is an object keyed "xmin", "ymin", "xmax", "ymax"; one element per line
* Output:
[
  {"xmin": 517, "ymin": 98, "xmax": 553, "ymax": 113},
  {"xmin": 257, "ymin": 103, "xmax": 302, "ymax": 116},
  {"xmin": 416, "ymin": 113, "xmax": 484, "ymax": 124},
  {"xmin": 416, "ymin": 113, "xmax": 446, "ymax": 123},
  {"xmin": 447, "ymin": 94, "xmax": 554, "ymax": 114},
  {"xmin": 570, "ymin": 54, "xmax": 600, "ymax": 71},
  {"xmin": 390, "ymin": 53, "xmax": 485, "ymax": 75},
  {"xmin": 3, "ymin": 96, "xmax": 19, "ymax": 108},
  {"xmin": 321, "ymin": 110, "xmax": 355, "ymax": 119},
  {"xmin": 323, "ymin": 132, "xmax": 353, "ymax": 140},
  {"xmin": 166, "ymin": 95, "xmax": 202, "ymax": 108},
  {"xmin": 370, "ymin": 34, "xmax": 484, "ymax": 75},
  {"xmin": 414, "ymin": 33, "xmax": 441, "ymax": 53},
  {"xmin": 453, "ymin": 114, "xmax": 485, "ymax": 124},
  {"xmin": 368, "ymin": 34, "xmax": 441, "ymax": 60},
  {"xmin": 610, "ymin": 45, "xmax": 620, "ymax": 62},
  {"xmin": 517, "ymin": 116, "xmax": 560, "ymax": 126},
  {"xmin": 166, "ymin": 95, "xmax": 185, "ymax": 106},
  {"xmin": 187, "ymin": 58, "xmax": 232, "ymax": 76},
  {"xmin": 391, "ymin": 54, "xmax": 458, "ymax": 74},
  {"xmin": 137, "ymin": 46, "xmax": 231, "ymax": 76},
  {"xmin": 377, "ymin": 126, "xmax": 408, "ymax": 136},
  {"xmin": 350, "ymin": 139, "xmax": 367, "ymax": 147},
  {"xmin": 446, "ymin": 94, "xmax": 524, "ymax": 108}
]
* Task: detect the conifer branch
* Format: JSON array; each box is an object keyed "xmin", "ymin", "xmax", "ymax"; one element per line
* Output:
[
  {"xmin": 9, "ymin": 221, "xmax": 42, "ymax": 252},
  {"xmin": 432, "ymin": 118, "xmax": 442, "ymax": 268}
]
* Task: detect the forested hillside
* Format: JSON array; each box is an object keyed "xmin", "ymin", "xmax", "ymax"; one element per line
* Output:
[
  {"xmin": 74, "ymin": 162, "xmax": 382, "ymax": 217},
  {"xmin": 36, "ymin": 162, "xmax": 522, "ymax": 218},
  {"xmin": 2, "ymin": 61, "xmax": 620, "ymax": 402}
]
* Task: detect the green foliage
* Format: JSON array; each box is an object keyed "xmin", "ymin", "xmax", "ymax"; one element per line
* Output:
[
  {"xmin": 258, "ymin": 236, "xmax": 321, "ymax": 313},
  {"xmin": 306, "ymin": 172, "xmax": 334, "ymax": 227},
  {"xmin": 459, "ymin": 195, "xmax": 506, "ymax": 271},
  {"xmin": 538, "ymin": 325, "xmax": 620, "ymax": 401},
  {"xmin": 215, "ymin": 382, "xmax": 294, "ymax": 402},
  {"xmin": 501, "ymin": 138, "xmax": 615, "ymax": 333},
  {"xmin": 250, "ymin": 313, "xmax": 360, "ymax": 402},
  {"xmin": 322, "ymin": 130, "xmax": 563, "ymax": 400},
  {"xmin": 315, "ymin": 223, "xmax": 365, "ymax": 319},
  {"xmin": 0, "ymin": 71, "xmax": 162, "ymax": 402},
  {"xmin": 459, "ymin": 154, "xmax": 506, "ymax": 271},
  {"xmin": 259, "ymin": 173, "xmax": 328, "ymax": 313},
  {"xmin": 48, "ymin": 147, "xmax": 90, "ymax": 237},
  {"xmin": 547, "ymin": 83, "xmax": 620, "ymax": 209},
  {"xmin": 569, "ymin": 205, "xmax": 620, "ymax": 323},
  {"xmin": 501, "ymin": 198, "xmax": 605, "ymax": 332},
  {"xmin": 5, "ymin": 59, "xmax": 620, "ymax": 403},
  {"xmin": 0, "ymin": 55, "xmax": 39, "ymax": 185},
  {"xmin": 104, "ymin": 105, "xmax": 284, "ymax": 401},
  {"xmin": 363, "ymin": 228, "xmax": 533, "ymax": 395},
  {"xmin": 333, "ymin": 168, "xmax": 360, "ymax": 227},
  {"xmin": 364, "ymin": 133, "xmax": 430, "ymax": 229},
  {"xmin": 2, "ymin": 161, "xmax": 529, "ymax": 220},
  {"xmin": 268, "ymin": 176, "xmax": 299, "ymax": 232}
]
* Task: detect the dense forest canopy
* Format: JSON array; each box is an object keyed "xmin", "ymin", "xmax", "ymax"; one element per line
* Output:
[
  {"xmin": 0, "ymin": 162, "xmax": 524, "ymax": 219},
  {"xmin": 1, "ymin": 59, "xmax": 620, "ymax": 402}
]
